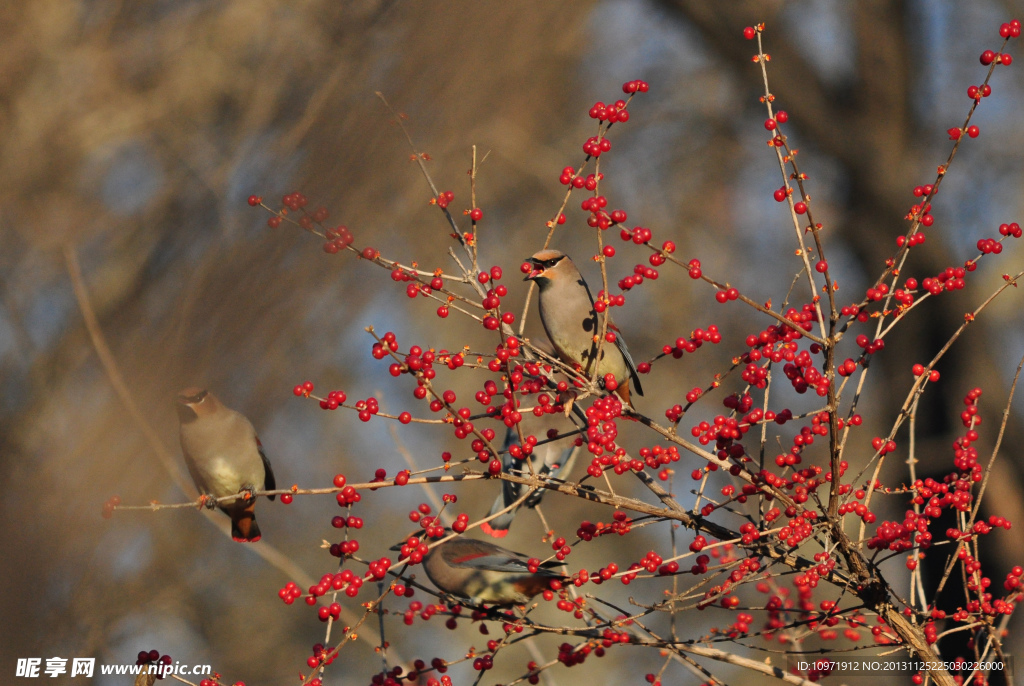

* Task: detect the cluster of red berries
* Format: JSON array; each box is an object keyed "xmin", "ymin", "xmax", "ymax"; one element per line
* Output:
[
  {"xmin": 396, "ymin": 599, "xmax": 438, "ymax": 626},
  {"xmin": 582, "ymin": 135, "xmax": 611, "ymax": 157},
  {"xmin": 434, "ymin": 190, "xmax": 454, "ymax": 209},
  {"xmin": 662, "ymin": 325, "xmax": 723, "ymax": 360},
  {"xmin": 690, "ymin": 413, "xmax": 748, "ymax": 450},
  {"xmin": 588, "ymin": 99, "xmax": 630, "ymax": 123},
  {"xmin": 331, "ymin": 513, "xmax": 363, "ymax": 529},
  {"xmin": 292, "ymin": 380, "xmax": 315, "ymax": 397},
  {"xmin": 559, "ymin": 169, "xmax": 602, "ymax": 189},
  {"xmin": 866, "ymin": 510, "xmax": 930, "ymax": 552},
  {"xmin": 135, "ymin": 650, "xmax": 172, "ymax": 679},
  {"xmin": 395, "ymin": 535, "xmax": 430, "ymax": 565},
  {"xmin": 923, "ymin": 265, "xmax": 973, "ymax": 294},
  {"xmin": 979, "ymin": 49, "xmax": 1013, "ymax": 65},
  {"xmin": 317, "ymin": 389, "xmax": 347, "ymax": 410},
  {"xmin": 774, "ymin": 510, "xmax": 819, "ymax": 548},
  {"xmin": 574, "ymin": 516, "xmax": 633, "ymax": 542},
  {"xmin": 617, "ymin": 262, "xmax": 659, "ymax": 291},
  {"xmin": 101, "ymin": 495, "xmax": 121, "ymax": 519},
  {"xmin": 281, "ymin": 192, "xmax": 309, "ymax": 211},
  {"xmin": 895, "ymin": 231, "xmax": 926, "ymax": 249},
  {"xmin": 546, "ymin": 535, "xmax": 572, "ymax": 561},
  {"xmin": 782, "ymin": 346, "xmax": 830, "ymax": 396},
  {"xmin": 743, "ymin": 321, "xmax": 809, "ymax": 360},
  {"xmin": 277, "ymin": 582, "xmax": 301, "ymax": 604},
  {"xmin": 367, "ymin": 666, "xmax": 412, "ymax": 686},
  {"xmin": 619, "ymin": 225, "xmax": 653, "ymax": 245},
  {"xmin": 322, "ymin": 225, "xmax": 354, "ymax": 254},
  {"xmin": 555, "ymin": 641, "xmax": 590, "ymax": 667},
  {"xmin": 581, "ymin": 198, "xmax": 625, "ymax": 230},
  {"xmin": 577, "ymin": 395, "xmax": 623, "ymax": 458},
  {"xmin": 349, "ymin": 397, "xmax": 379, "ymax": 422}
]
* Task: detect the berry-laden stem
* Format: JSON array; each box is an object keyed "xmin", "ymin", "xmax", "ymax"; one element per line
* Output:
[
  {"xmin": 364, "ymin": 326, "xmax": 501, "ymax": 459},
  {"xmin": 752, "ymin": 31, "xmax": 828, "ymax": 344},
  {"xmin": 642, "ymin": 242, "xmax": 827, "ymax": 346},
  {"xmin": 851, "ymin": 270, "xmax": 1024, "ymax": 524},
  {"xmin": 751, "ymin": 31, "xmax": 845, "ymax": 523}
]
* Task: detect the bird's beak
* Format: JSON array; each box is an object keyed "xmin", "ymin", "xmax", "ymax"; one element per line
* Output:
[{"xmin": 524, "ymin": 263, "xmax": 543, "ymax": 281}]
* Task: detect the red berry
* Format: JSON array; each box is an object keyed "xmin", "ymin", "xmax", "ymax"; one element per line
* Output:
[
  {"xmin": 247, "ymin": 195, "xmax": 262, "ymax": 206},
  {"xmin": 743, "ymin": 26, "xmax": 756, "ymax": 40}
]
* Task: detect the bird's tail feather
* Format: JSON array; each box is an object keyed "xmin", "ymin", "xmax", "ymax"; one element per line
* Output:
[
  {"xmin": 230, "ymin": 504, "xmax": 262, "ymax": 542},
  {"xmin": 480, "ymin": 493, "xmax": 516, "ymax": 538}
]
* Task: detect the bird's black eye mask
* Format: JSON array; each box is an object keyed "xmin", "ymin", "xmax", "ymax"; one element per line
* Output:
[
  {"xmin": 179, "ymin": 390, "xmax": 209, "ymax": 404},
  {"xmin": 530, "ymin": 256, "xmax": 565, "ymax": 270}
]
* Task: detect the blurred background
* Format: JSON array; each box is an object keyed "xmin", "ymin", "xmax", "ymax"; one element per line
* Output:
[{"xmin": 3, "ymin": 1, "xmax": 1024, "ymax": 684}]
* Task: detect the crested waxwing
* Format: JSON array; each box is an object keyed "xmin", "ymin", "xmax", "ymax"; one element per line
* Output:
[
  {"xmin": 524, "ymin": 249, "xmax": 643, "ymax": 405},
  {"xmin": 396, "ymin": 534, "xmax": 566, "ymax": 607},
  {"xmin": 176, "ymin": 387, "xmax": 276, "ymax": 542},
  {"xmin": 481, "ymin": 423, "xmax": 580, "ymax": 538}
]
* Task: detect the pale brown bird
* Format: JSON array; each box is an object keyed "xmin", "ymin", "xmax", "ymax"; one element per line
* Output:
[
  {"xmin": 398, "ymin": 535, "xmax": 566, "ymax": 606},
  {"xmin": 524, "ymin": 249, "xmax": 643, "ymax": 404},
  {"xmin": 176, "ymin": 388, "xmax": 276, "ymax": 542}
]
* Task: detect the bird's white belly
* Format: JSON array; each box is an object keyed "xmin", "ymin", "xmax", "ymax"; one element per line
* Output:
[{"xmin": 197, "ymin": 455, "xmax": 260, "ymax": 497}]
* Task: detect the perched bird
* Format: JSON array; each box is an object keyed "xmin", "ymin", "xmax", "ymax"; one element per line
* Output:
[
  {"xmin": 176, "ymin": 387, "xmax": 276, "ymax": 542},
  {"xmin": 524, "ymin": 249, "xmax": 643, "ymax": 404},
  {"xmin": 397, "ymin": 534, "xmax": 566, "ymax": 607},
  {"xmin": 481, "ymin": 423, "xmax": 580, "ymax": 538}
]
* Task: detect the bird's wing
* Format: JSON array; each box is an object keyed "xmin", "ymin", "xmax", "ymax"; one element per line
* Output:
[
  {"xmin": 441, "ymin": 542, "xmax": 534, "ymax": 573},
  {"xmin": 581, "ymin": 271, "xmax": 644, "ymax": 396},
  {"xmin": 257, "ymin": 437, "xmax": 277, "ymax": 501},
  {"xmin": 608, "ymin": 321, "xmax": 644, "ymax": 396}
]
